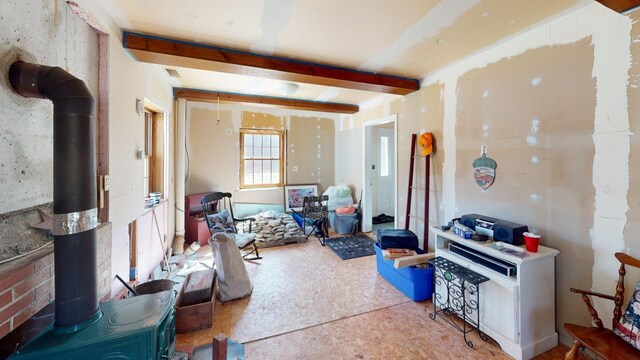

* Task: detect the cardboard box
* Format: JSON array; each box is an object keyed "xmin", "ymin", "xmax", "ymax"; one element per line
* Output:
[{"xmin": 175, "ymin": 271, "xmax": 216, "ymax": 333}]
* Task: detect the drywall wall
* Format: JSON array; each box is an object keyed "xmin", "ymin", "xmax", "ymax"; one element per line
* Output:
[
  {"xmin": 454, "ymin": 38, "xmax": 597, "ymax": 337},
  {"xmin": 186, "ymin": 101, "xmax": 338, "ymax": 206},
  {"xmin": 335, "ymin": 1, "xmax": 632, "ymax": 344},
  {"xmin": 288, "ymin": 115, "xmax": 335, "ymax": 187},
  {"xmin": 0, "ymin": 0, "xmax": 99, "ymax": 214},
  {"xmin": 622, "ymin": 9, "xmax": 640, "ymax": 300}
]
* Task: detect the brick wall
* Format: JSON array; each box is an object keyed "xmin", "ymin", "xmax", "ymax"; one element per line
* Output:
[
  {"xmin": 0, "ymin": 247, "xmax": 54, "ymax": 339},
  {"xmin": 0, "ymin": 223, "xmax": 112, "ymax": 339}
]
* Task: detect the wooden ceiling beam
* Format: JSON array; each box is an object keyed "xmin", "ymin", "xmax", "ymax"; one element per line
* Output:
[
  {"xmin": 124, "ymin": 31, "xmax": 419, "ymax": 95},
  {"xmin": 174, "ymin": 88, "xmax": 359, "ymax": 114},
  {"xmin": 596, "ymin": 0, "xmax": 640, "ymax": 12}
]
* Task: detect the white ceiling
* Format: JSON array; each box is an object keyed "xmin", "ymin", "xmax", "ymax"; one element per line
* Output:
[{"xmin": 88, "ymin": 0, "xmax": 586, "ymax": 106}]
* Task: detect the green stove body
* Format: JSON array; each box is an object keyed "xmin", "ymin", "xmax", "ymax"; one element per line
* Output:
[{"xmin": 10, "ymin": 291, "xmax": 175, "ymax": 360}]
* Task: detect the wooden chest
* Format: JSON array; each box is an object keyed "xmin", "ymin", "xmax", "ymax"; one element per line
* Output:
[{"xmin": 175, "ymin": 270, "xmax": 216, "ymax": 333}]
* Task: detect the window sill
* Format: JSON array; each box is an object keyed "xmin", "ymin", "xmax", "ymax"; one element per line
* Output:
[
  {"xmin": 238, "ymin": 187, "xmax": 283, "ymax": 192},
  {"xmin": 143, "ymin": 198, "xmax": 167, "ymax": 214}
]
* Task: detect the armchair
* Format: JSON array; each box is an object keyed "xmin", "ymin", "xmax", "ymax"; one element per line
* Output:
[
  {"xmin": 564, "ymin": 252, "xmax": 640, "ymax": 359},
  {"xmin": 201, "ymin": 192, "xmax": 262, "ymax": 261}
]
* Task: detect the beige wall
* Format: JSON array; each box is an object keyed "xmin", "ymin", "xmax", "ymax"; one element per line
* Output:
[
  {"xmin": 186, "ymin": 101, "xmax": 338, "ymax": 205},
  {"xmin": 335, "ymin": 3, "xmax": 634, "ymax": 345}
]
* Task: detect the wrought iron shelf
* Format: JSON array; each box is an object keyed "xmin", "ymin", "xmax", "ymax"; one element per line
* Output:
[{"xmin": 428, "ymin": 256, "xmax": 490, "ymax": 348}]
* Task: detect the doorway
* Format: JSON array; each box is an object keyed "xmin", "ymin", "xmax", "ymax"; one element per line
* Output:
[{"xmin": 362, "ymin": 114, "xmax": 397, "ymax": 233}]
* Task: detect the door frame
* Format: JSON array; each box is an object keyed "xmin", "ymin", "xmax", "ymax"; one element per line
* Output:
[{"xmin": 362, "ymin": 114, "xmax": 398, "ymax": 233}]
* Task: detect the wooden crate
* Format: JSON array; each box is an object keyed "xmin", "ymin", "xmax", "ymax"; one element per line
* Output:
[{"xmin": 175, "ymin": 271, "xmax": 216, "ymax": 333}]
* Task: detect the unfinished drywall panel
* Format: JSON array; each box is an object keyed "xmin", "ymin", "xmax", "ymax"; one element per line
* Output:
[
  {"xmin": 106, "ymin": 27, "xmax": 147, "ymax": 230},
  {"xmin": 186, "ymin": 102, "xmax": 338, "ymax": 206},
  {"xmin": 383, "ymin": 0, "xmax": 581, "ymax": 75},
  {"xmin": 186, "ymin": 106, "xmax": 238, "ymax": 194},
  {"xmin": 454, "ymin": 39, "xmax": 597, "ymax": 339},
  {"xmin": 241, "ymin": 111, "xmax": 285, "ymax": 130},
  {"xmin": 287, "ymin": 116, "xmax": 335, "ymax": 192},
  {"xmin": 624, "ymin": 10, "xmax": 640, "ymax": 259},
  {"xmin": 0, "ymin": 0, "xmax": 99, "ymax": 214},
  {"xmin": 416, "ymin": 83, "xmax": 445, "ymax": 250}
]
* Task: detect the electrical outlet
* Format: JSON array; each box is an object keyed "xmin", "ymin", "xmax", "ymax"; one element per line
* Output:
[
  {"xmin": 292, "ymin": 166, "xmax": 299, "ymax": 172},
  {"xmin": 103, "ymin": 175, "xmax": 111, "ymax": 191}
]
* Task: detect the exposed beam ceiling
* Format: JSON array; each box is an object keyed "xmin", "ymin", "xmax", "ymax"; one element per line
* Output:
[
  {"xmin": 596, "ymin": 0, "xmax": 640, "ymax": 12},
  {"xmin": 174, "ymin": 88, "xmax": 359, "ymax": 114},
  {"xmin": 124, "ymin": 32, "xmax": 420, "ymax": 96}
]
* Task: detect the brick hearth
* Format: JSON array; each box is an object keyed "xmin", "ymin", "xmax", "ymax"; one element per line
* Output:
[{"xmin": 0, "ymin": 223, "xmax": 112, "ymax": 339}]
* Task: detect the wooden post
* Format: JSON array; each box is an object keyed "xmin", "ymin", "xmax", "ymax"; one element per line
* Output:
[
  {"xmin": 424, "ymin": 153, "xmax": 430, "ymax": 251},
  {"xmin": 405, "ymin": 134, "xmax": 417, "ymax": 231},
  {"xmin": 212, "ymin": 334, "xmax": 227, "ymax": 360}
]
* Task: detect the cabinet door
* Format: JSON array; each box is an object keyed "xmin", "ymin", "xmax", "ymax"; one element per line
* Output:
[{"xmin": 479, "ymin": 278, "xmax": 518, "ymax": 343}]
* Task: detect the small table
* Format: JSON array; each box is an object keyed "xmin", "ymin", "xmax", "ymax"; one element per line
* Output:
[{"xmin": 428, "ymin": 256, "xmax": 490, "ymax": 348}]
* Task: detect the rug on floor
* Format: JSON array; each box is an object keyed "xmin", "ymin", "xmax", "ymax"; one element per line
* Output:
[{"xmin": 325, "ymin": 235, "xmax": 376, "ymax": 260}]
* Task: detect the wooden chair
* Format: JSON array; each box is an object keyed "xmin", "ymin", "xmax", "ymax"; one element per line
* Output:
[
  {"xmin": 564, "ymin": 252, "xmax": 640, "ymax": 360},
  {"xmin": 201, "ymin": 192, "xmax": 262, "ymax": 260}
]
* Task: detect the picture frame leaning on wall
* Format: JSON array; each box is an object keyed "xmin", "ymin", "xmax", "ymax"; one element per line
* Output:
[{"xmin": 284, "ymin": 184, "xmax": 318, "ymax": 212}]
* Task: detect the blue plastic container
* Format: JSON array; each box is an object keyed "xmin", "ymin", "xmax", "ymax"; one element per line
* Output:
[{"xmin": 374, "ymin": 243, "xmax": 434, "ymax": 301}]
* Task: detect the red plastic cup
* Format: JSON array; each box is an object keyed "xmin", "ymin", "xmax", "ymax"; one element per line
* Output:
[{"xmin": 523, "ymin": 232, "xmax": 541, "ymax": 252}]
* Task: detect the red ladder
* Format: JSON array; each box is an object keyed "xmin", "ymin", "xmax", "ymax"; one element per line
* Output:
[{"xmin": 404, "ymin": 134, "xmax": 430, "ymax": 250}]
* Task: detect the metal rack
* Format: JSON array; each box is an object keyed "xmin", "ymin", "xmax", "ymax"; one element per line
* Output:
[{"xmin": 428, "ymin": 256, "xmax": 490, "ymax": 348}]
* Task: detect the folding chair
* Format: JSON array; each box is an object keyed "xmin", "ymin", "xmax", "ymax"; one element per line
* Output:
[
  {"xmin": 201, "ymin": 192, "xmax": 262, "ymax": 261},
  {"xmin": 293, "ymin": 195, "xmax": 329, "ymax": 246}
]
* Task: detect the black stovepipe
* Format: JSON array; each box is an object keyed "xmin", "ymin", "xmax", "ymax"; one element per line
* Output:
[{"xmin": 9, "ymin": 61, "xmax": 100, "ymax": 332}]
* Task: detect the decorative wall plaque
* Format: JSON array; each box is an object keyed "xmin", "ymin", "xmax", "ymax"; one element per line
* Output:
[{"xmin": 473, "ymin": 145, "xmax": 496, "ymax": 190}]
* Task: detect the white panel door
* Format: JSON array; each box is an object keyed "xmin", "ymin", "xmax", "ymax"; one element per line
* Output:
[{"xmin": 376, "ymin": 128, "xmax": 394, "ymax": 216}]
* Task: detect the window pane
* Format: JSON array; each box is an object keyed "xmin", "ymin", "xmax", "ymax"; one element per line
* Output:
[
  {"xmin": 380, "ymin": 136, "xmax": 389, "ymax": 177},
  {"xmin": 244, "ymin": 134, "xmax": 253, "ymax": 147},
  {"xmin": 254, "ymin": 146, "xmax": 262, "ymax": 158},
  {"xmin": 271, "ymin": 161, "xmax": 279, "ymax": 171},
  {"xmin": 245, "ymin": 159, "xmax": 254, "ymax": 173},
  {"xmin": 244, "ymin": 160, "xmax": 253, "ymax": 185},
  {"xmin": 244, "ymin": 173, "xmax": 253, "ymax": 185},
  {"xmin": 271, "ymin": 146, "xmax": 279, "ymax": 159},
  {"xmin": 263, "ymin": 146, "xmax": 271, "ymax": 158},
  {"xmin": 254, "ymin": 160, "xmax": 263, "ymax": 184},
  {"xmin": 272, "ymin": 171, "xmax": 280, "ymax": 184},
  {"xmin": 263, "ymin": 135, "xmax": 271, "ymax": 147},
  {"xmin": 244, "ymin": 146, "xmax": 253, "ymax": 158},
  {"xmin": 254, "ymin": 134, "xmax": 262, "ymax": 147}
]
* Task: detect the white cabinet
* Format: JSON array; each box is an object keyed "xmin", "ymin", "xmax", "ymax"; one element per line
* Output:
[{"xmin": 431, "ymin": 228, "xmax": 559, "ymax": 360}]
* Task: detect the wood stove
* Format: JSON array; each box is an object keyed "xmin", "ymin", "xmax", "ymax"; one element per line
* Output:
[{"xmin": 10, "ymin": 291, "xmax": 175, "ymax": 359}]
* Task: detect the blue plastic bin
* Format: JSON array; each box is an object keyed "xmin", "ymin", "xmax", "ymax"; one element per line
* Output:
[{"xmin": 374, "ymin": 243, "xmax": 434, "ymax": 301}]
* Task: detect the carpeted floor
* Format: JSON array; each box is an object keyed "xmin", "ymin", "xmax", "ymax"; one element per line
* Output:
[{"xmin": 324, "ymin": 234, "xmax": 376, "ymax": 260}]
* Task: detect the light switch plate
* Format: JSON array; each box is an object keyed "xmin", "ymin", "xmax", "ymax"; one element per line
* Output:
[{"xmin": 292, "ymin": 166, "xmax": 299, "ymax": 172}]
